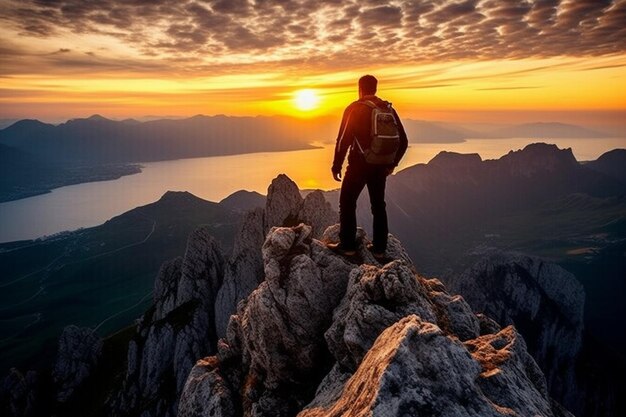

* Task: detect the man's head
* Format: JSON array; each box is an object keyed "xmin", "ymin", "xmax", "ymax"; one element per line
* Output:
[{"xmin": 358, "ymin": 75, "xmax": 377, "ymax": 98}]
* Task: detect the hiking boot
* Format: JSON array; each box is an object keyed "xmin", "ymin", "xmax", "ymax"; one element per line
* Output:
[
  {"xmin": 326, "ymin": 242, "xmax": 357, "ymax": 256},
  {"xmin": 366, "ymin": 243, "xmax": 386, "ymax": 260}
]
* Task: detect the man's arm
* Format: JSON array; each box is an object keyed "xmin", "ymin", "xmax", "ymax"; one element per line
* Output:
[
  {"xmin": 392, "ymin": 107, "xmax": 408, "ymax": 167},
  {"xmin": 332, "ymin": 103, "xmax": 355, "ymax": 175}
]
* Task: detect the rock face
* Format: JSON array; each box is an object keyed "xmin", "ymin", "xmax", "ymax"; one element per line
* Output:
[
  {"xmin": 214, "ymin": 208, "xmax": 266, "ymax": 339},
  {"xmin": 110, "ymin": 175, "xmax": 337, "ymax": 417},
  {"xmin": 178, "ymin": 224, "xmax": 573, "ymax": 417},
  {"xmin": 301, "ymin": 316, "xmax": 571, "ymax": 417},
  {"xmin": 214, "ymin": 175, "xmax": 337, "ymax": 339},
  {"xmin": 0, "ymin": 369, "xmax": 42, "ymax": 417},
  {"xmin": 52, "ymin": 325, "xmax": 103, "ymax": 403},
  {"xmin": 110, "ymin": 226, "xmax": 225, "ymax": 417},
  {"xmin": 446, "ymin": 252, "xmax": 585, "ymax": 410},
  {"xmin": 0, "ymin": 173, "xmax": 589, "ymax": 417},
  {"xmin": 498, "ymin": 143, "xmax": 578, "ymax": 177}
]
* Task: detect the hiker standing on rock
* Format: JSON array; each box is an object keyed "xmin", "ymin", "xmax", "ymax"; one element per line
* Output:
[{"xmin": 327, "ymin": 75, "xmax": 408, "ymax": 259}]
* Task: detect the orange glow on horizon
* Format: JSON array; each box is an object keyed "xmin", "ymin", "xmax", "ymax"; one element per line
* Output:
[{"xmin": 1, "ymin": 56, "xmax": 625, "ymax": 124}]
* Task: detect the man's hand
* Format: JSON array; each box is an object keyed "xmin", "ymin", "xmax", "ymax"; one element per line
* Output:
[{"xmin": 332, "ymin": 167, "xmax": 342, "ymax": 182}]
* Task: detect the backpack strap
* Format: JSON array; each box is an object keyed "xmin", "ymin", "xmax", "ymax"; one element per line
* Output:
[{"xmin": 357, "ymin": 100, "xmax": 378, "ymax": 110}]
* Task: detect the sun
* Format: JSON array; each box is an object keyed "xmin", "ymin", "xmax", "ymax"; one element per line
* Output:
[{"xmin": 293, "ymin": 89, "xmax": 320, "ymax": 111}]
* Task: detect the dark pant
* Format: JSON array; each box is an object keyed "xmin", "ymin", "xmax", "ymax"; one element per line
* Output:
[{"xmin": 339, "ymin": 162, "xmax": 389, "ymax": 251}]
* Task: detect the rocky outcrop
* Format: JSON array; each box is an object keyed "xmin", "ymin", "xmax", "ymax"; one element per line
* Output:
[
  {"xmin": 214, "ymin": 175, "xmax": 337, "ymax": 339},
  {"xmin": 447, "ymin": 252, "xmax": 585, "ymax": 410},
  {"xmin": 178, "ymin": 224, "xmax": 573, "ymax": 417},
  {"xmin": 214, "ymin": 208, "xmax": 266, "ymax": 339},
  {"xmin": 498, "ymin": 143, "xmax": 578, "ymax": 177},
  {"xmin": 301, "ymin": 316, "xmax": 573, "ymax": 417},
  {"xmin": 52, "ymin": 325, "xmax": 102, "ymax": 403},
  {"xmin": 110, "ymin": 175, "xmax": 338, "ymax": 417},
  {"xmin": 263, "ymin": 174, "xmax": 304, "ymax": 234},
  {"xmin": 2, "ymin": 324, "xmax": 101, "ymax": 415},
  {"xmin": 299, "ymin": 190, "xmax": 337, "ymax": 239},
  {"xmin": 110, "ymin": 226, "xmax": 225, "ymax": 417},
  {"xmin": 0, "ymin": 369, "xmax": 42, "ymax": 417},
  {"xmin": 1, "ymin": 172, "xmax": 592, "ymax": 417}
]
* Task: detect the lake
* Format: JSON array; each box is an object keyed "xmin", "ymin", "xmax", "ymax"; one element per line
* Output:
[{"xmin": 0, "ymin": 137, "xmax": 624, "ymax": 243}]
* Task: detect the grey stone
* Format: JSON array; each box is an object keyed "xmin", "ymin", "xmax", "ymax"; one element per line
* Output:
[{"xmin": 52, "ymin": 325, "xmax": 102, "ymax": 403}]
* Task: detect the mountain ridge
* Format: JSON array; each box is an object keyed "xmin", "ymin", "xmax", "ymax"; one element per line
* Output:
[{"xmin": 2, "ymin": 173, "xmax": 623, "ymax": 417}]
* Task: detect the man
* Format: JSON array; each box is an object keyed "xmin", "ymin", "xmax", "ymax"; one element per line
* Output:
[{"xmin": 327, "ymin": 75, "xmax": 408, "ymax": 259}]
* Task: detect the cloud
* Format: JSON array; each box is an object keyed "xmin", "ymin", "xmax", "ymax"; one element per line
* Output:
[
  {"xmin": 359, "ymin": 5, "xmax": 403, "ymax": 27},
  {"xmin": 0, "ymin": 0, "xmax": 625, "ymax": 77}
]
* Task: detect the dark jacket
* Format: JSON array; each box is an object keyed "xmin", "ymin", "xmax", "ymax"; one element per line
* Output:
[{"xmin": 332, "ymin": 95, "xmax": 408, "ymax": 172}]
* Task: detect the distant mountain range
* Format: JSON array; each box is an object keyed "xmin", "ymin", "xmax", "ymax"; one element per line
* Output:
[
  {"xmin": 0, "ymin": 114, "xmax": 330, "ymax": 202},
  {"xmin": 0, "ymin": 115, "xmax": 615, "ymax": 165},
  {"xmin": 0, "ymin": 114, "xmax": 617, "ymax": 203},
  {"xmin": 0, "ymin": 114, "xmax": 322, "ymax": 165},
  {"xmin": 0, "ymin": 143, "xmax": 141, "ymax": 202}
]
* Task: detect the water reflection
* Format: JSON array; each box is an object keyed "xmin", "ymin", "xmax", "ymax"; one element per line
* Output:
[{"xmin": 0, "ymin": 138, "xmax": 623, "ymax": 243}]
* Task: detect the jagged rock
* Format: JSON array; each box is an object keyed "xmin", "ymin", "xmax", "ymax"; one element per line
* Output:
[
  {"xmin": 465, "ymin": 326, "xmax": 552, "ymax": 413},
  {"xmin": 325, "ymin": 258, "xmax": 480, "ymax": 372},
  {"xmin": 321, "ymin": 223, "xmax": 413, "ymax": 267},
  {"xmin": 179, "ymin": 224, "xmax": 572, "ymax": 417},
  {"xmin": 263, "ymin": 173, "xmax": 303, "ymax": 233},
  {"xmin": 154, "ymin": 257, "xmax": 183, "ymax": 320},
  {"xmin": 0, "ymin": 369, "xmax": 41, "ymax": 417},
  {"xmin": 325, "ymin": 260, "xmax": 437, "ymax": 371},
  {"xmin": 476, "ymin": 312, "xmax": 502, "ymax": 335},
  {"xmin": 301, "ymin": 315, "xmax": 571, "ymax": 417},
  {"xmin": 110, "ymin": 226, "xmax": 225, "ymax": 417},
  {"xmin": 178, "ymin": 357, "xmax": 236, "ymax": 417},
  {"xmin": 214, "ymin": 208, "xmax": 265, "ymax": 339},
  {"xmin": 215, "ymin": 176, "xmax": 338, "ymax": 340},
  {"xmin": 177, "ymin": 228, "xmax": 226, "ymax": 311},
  {"xmin": 299, "ymin": 190, "xmax": 338, "ymax": 238},
  {"xmin": 447, "ymin": 252, "xmax": 585, "ymax": 408},
  {"xmin": 52, "ymin": 325, "xmax": 102, "ymax": 403},
  {"xmin": 240, "ymin": 223, "xmax": 353, "ymax": 386},
  {"xmin": 429, "ymin": 290, "xmax": 481, "ymax": 342}
]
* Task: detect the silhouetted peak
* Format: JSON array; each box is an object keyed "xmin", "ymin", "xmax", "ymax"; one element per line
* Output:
[
  {"xmin": 594, "ymin": 148, "xmax": 626, "ymax": 163},
  {"xmin": 428, "ymin": 151, "xmax": 482, "ymax": 168},
  {"xmin": 507, "ymin": 142, "xmax": 576, "ymax": 162},
  {"xmin": 86, "ymin": 114, "xmax": 109, "ymax": 121},
  {"xmin": 219, "ymin": 190, "xmax": 266, "ymax": 212},
  {"xmin": 3, "ymin": 118, "xmax": 52, "ymax": 131},
  {"xmin": 499, "ymin": 143, "xmax": 578, "ymax": 176},
  {"xmin": 585, "ymin": 148, "xmax": 626, "ymax": 183},
  {"xmin": 63, "ymin": 114, "xmax": 113, "ymax": 126},
  {"xmin": 158, "ymin": 190, "xmax": 199, "ymax": 203},
  {"xmin": 120, "ymin": 118, "xmax": 141, "ymax": 125}
]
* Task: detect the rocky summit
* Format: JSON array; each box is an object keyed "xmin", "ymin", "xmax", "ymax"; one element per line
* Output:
[
  {"xmin": 178, "ymin": 221, "xmax": 573, "ymax": 417},
  {"xmin": 0, "ymin": 174, "xmax": 583, "ymax": 417}
]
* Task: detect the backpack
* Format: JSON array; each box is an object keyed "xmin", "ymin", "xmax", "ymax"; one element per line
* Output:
[{"xmin": 353, "ymin": 100, "xmax": 401, "ymax": 165}]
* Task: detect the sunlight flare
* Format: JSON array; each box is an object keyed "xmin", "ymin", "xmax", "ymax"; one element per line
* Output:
[{"xmin": 293, "ymin": 89, "xmax": 320, "ymax": 112}]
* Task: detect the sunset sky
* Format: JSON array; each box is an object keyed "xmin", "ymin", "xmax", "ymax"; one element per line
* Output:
[{"xmin": 1, "ymin": 0, "xmax": 625, "ymax": 127}]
